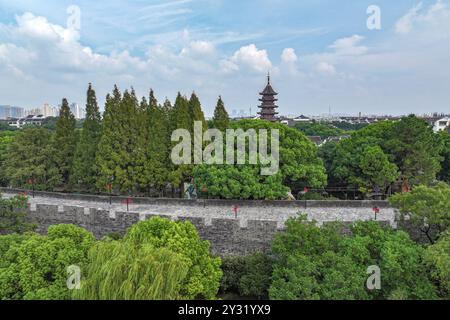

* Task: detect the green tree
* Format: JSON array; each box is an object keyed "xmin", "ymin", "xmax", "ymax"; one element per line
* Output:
[
  {"xmin": 188, "ymin": 92, "xmax": 207, "ymax": 132},
  {"xmin": 238, "ymin": 253, "xmax": 272, "ymax": 299},
  {"xmin": 170, "ymin": 92, "xmax": 191, "ymax": 133},
  {"xmin": 359, "ymin": 145, "xmax": 399, "ymax": 192},
  {"xmin": 348, "ymin": 222, "xmax": 437, "ymax": 300},
  {"xmin": 0, "ymin": 131, "xmax": 16, "ymax": 186},
  {"xmin": 269, "ymin": 216, "xmax": 438, "ymax": 300},
  {"xmin": 0, "ymin": 194, "xmax": 34, "ymax": 235},
  {"xmin": 294, "ymin": 122, "xmax": 343, "ymax": 139},
  {"xmin": 4, "ymin": 128, "xmax": 60, "ymax": 190},
  {"xmin": 423, "ymin": 229, "xmax": 450, "ymax": 298},
  {"xmin": 124, "ymin": 217, "xmax": 222, "ymax": 299},
  {"xmin": 269, "ymin": 216, "xmax": 369, "ymax": 300},
  {"xmin": 330, "ymin": 121, "xmax": 396, "ymax": 191},
  {"xmin": 437, "ymin": 131, "xmax": 450, "ymax": 182},
  {"xmin": 389, "ymin": 183, "xmax": 450, "ymax": 244},
  {"xmin": 220, "ymin": 253, "xmax": 272, "ymax": 299},
  {"xmin": 212, "ymin": 96, "xmax": 230, "ymax": 132},
  {"xmin": 95, "ymin": 85, "xmax": 122, "ymax": 192},
  {"xmin": 331, "ymin": 121, "xmax": 369, "ymax": 131},
  {"xmin": 0, "ymin": 123, "xmax": 18, "ymax": 131},
  {"xmin": 96, "ymin": 86, "xmax": 146, "ymax": 193},
  {"xmin": 74, "ymin": 241, "xmax": 189, "ymax": 300},
  {"xmin": 168, "ymin": 93, "xmax": 193, "ymax": 195},
  {"xmin": 220, "ymin": 256, "xmax": 246, "ymax": 295},
  {"xmin": 194, "ymin": 120, "xmax": 327, "ymax": 200},
  {"xmin": 330, "ymin": 117, "xmax": 443, "ymax": 191},
  {"xmin": 384, "ymin": 115, "xmax": 442, "ymax": 186},
  {"xmin": 53, "ymin": 98, "xmax": 77, "ymax": 187},
  {"xmin": 71, "ymin": 83, "xmax": 102, "ymax": 192},
  {"xmin": 318, "ymin": 141, "xmax": 338, "ymax": 186},
  {"xmin": 144, "ymin": 90, "xmax": 171, "ymax": 194},
  {"xmin": 0, "ymin": 224, "xmax": 95, "ymax": 300}
]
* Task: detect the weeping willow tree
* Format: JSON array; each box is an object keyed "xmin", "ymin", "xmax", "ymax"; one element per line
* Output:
[
  {"xmin": 73, "ymin": 241, "xmax": 189, "ymax": 300},
  {"xmin": 74, "ymin": 217, "xmax": 222, "ymax": 300}
]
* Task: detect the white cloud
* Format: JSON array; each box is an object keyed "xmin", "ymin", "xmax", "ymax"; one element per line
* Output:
[
  {"xmin": 395, "ymin": 0, "xmax": 450, "ymax": 36},
  {"xmin": 14, "ymin": 12, "xmax": 80, "ymax": 44},
  {"xmin": 229, "ymin": 44, "xmax": 272, "ymax": 73},
  {"xmin": 329, "ymin": 35, "xmax": 368, "ymax": 56},
  {"xmin": 190, "ymin": 40, "xmax": 215, "ymax": 55},
  {"xmin": 281, "ymin": 48, "xmax": 298, "ymax": 63},
  {"xmin": 395, "ymin": 2, "xmax": 424, "ymax": 34},
  {"xmin": 316, "ymin": 62, "xmax": 336, "ymax": 75},
  {"xmin": 181, "ymin": 40, "xmax": 216, "ymax": 57}
]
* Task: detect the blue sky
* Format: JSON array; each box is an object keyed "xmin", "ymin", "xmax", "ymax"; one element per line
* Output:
[{"xmin": 0, "ymin": 0, "xmax": 449, "ymax": 116}]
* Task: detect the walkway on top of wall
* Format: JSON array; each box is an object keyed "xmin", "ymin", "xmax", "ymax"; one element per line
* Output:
[
  {"xmin": 1, "ymin": 187, "xmax": 397, "ymax": 229},
  {"xmin": 0, "ymin": 187, "xmax": 391, "ymax": 208}
]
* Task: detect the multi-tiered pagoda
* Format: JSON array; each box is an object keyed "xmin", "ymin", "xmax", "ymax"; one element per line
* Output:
[{"xmin": 258, "ymin": 74, "xmax": 279, "ymax": 122}]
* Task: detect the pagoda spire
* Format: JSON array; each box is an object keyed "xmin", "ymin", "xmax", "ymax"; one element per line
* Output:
[{"xmin": 257, "ymin": 74, "xmax": 279, "ymax": 122}]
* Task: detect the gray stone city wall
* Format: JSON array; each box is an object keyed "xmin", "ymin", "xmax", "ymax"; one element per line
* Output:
[
  {"xmin": 1, "ymin": 188, "xmax": 405, "ymax": 256},
  {"xmin": 21, "ymin": 196, "xmax": 398, "ymax": 257}
]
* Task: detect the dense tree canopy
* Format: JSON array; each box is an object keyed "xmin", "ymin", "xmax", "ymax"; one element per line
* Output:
[
  {"xmin": 0, "ymin": 224, "xmax": 95, "ymax": 300},
  {"xmin": 423, "ymin": 229, "xmax": 450, "ymax": 298},
  {"xmin": 0, "ymin": 131, "xmax": 16, "ymax": 186},
  {"xmin": 194, "ymin": 119, "xmax": 327, "ymax": 200},
  {"xmin": 384, "ymin": 116, "xmax": 443, "ymax": 186},
  {"xmin": 328, "ymin": 116, "xmax": 444, "ymax": 193},
  {"xmin": 0, "ymin": 194, "xmax": 33, "ymax": 235},
  {"xmin": 294, "ymin": 122, "xmax": 343, "ymax": 139},
  {"xmin": 75, "ymin": 217, "xmax": 222, "ymax": 300},
  {"xmin": 95, "ymin": 87, "xmax": 147, "ymax": 193},
  {"xmin": 74, "ymin": 240, "xmax": 189, "ymax": 300},
  {"xmin": 389, "ymin": 182, "xmax": 450, "ymax": 243},
  {"xmin": 4, "ymin": 128, "xmax": 60, "ymax": 190},
  {"xmin": 269, "ymin": 216, "xmax": 439, "ymax": 300},
  {"xmin": 437, "ymin": 131, "xmax": 450, "ymax": 182},
  {"xmin": 124, "ymin": 217, "xmax": 222, "ymax": 299}
]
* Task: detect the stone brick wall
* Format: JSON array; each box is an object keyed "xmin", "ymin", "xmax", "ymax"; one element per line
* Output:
[
  {"xmin": 21, "ymin": 196, "xmax": 398, "ymax": 257},
  {"xmin": 0, "ymin": 188, "xmax": 404, "ymax": 256}
]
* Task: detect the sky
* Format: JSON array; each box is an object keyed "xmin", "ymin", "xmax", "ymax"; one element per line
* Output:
[{"xmin": 0, "ymin": 0, "xmax": 449, "ymax": 117}]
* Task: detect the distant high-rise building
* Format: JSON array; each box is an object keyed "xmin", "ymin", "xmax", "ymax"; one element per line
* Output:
[
  {"xmin": 0, "ymin": 105, "xmax": 25, "ymax": 119},
  {"xmin": 70, "ymin": 103, "xmax": 85, "ymax": 119},
  {"xmin": 0, "ymin": 105, "xmax": 9, "ymax": 119},
  {"xmin": 26, "ymin": 108, "xmax": 43, "ymax": 116},
  {"xmin": 10, "ymin": 106, "xmax": 24, "ymax": 118},
  {"xmin": 42, "ymin": 103, "xmax": 56, "ymax": 117}
]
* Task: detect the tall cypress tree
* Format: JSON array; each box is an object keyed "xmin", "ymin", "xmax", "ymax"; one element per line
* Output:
[
  {"xmin": 95, "ymin": 85, "xmax": 122, "ymax": 192},
  {"xmin": 129, "ymin": 88, "xmax": 148, "ymax": 193},
  {"xmin": 144, "ymin": 90, "xmax": 171, "ymax": 195},
  {"xmin": 112, "ymin": 89, "xmax": 145, "ymax": 193},
  {"xmin": 168, "ymin": 93, "xmax": 192, "ymax": 196},
  {"xmin": 188, "ymin": 92, "xmax": 207, "ymax": 132},
  {"xmin": 170, "ymin": 92, "xmax": 191, "ymax": 132},
  {"xmin": 71, "ymin": 83, "xmax": 102, "ymax": 192},
  {"xmin": 53, "ymin": 98, "xmax": 77, "ymax": 188},
  {"xmin": 212, "ymin": 96, "xmax": 230, "ymax": 132}
]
